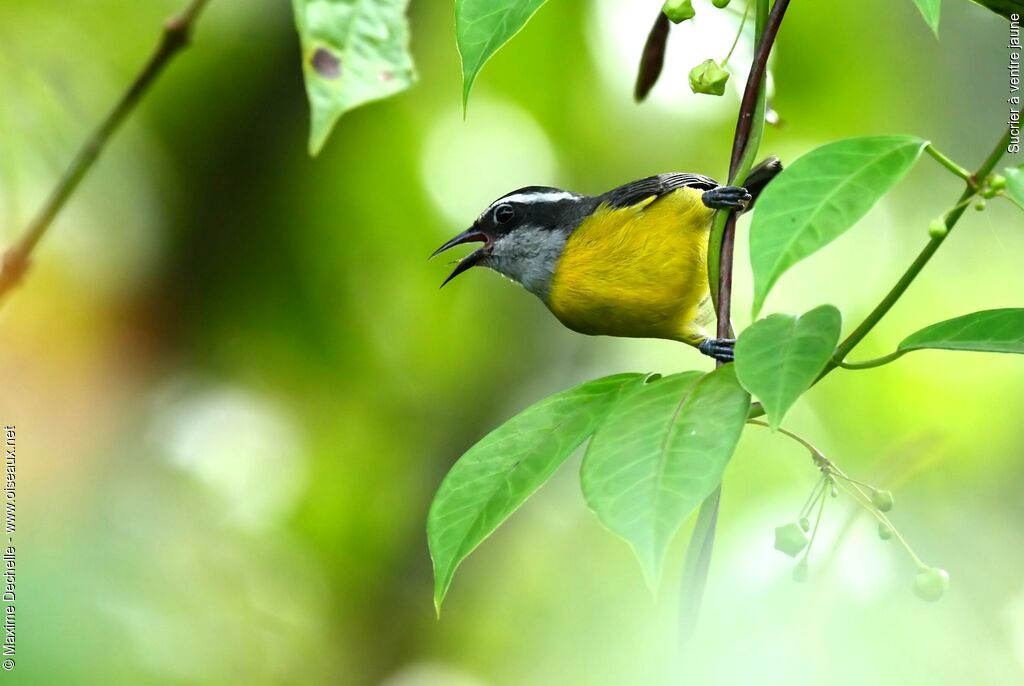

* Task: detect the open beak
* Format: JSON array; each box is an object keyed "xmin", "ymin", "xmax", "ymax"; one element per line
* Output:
[{"xmin": 431, "ymin": 228, "xmax": 491, "ymax": 288}]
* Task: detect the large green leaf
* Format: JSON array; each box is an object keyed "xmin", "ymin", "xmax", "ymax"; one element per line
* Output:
[
  {"xmin": 456, "ymin": 0, "xmax": 548, "ymax": 110},
  {"xmin": 749, "ymin": 136, "xmax": 928, "ymax": 317},
  {"xmin": 912, "ymin": 0, "xmax": 941, "ymax": 36},
  {"xmin": 581, "ymin": 367, "xmax": 750, "ymax": 587},
  {"xmin": 292, "ymin": 0, "xmax": 417, "ymax": 155},
  {"xmin": 428, "ymin": 373, "xmax": 643, "ymax": 611},
  {"xmin": 735, "ymin": 305, "xmax": 842, "ymax": 430},
  {"xmin": 899, "ymin": 309, "xmax": 1024, "ymax": 354}
]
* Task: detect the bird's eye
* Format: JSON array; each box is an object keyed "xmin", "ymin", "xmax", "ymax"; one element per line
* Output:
[{"xmin": 493, "ymin": 204, "xmax": 515, "ymax": 224}]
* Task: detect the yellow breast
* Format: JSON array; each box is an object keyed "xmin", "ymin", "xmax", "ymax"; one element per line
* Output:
[{"xmin": 547, "ymin": 187, "xmax": 714, "ymax": 344}]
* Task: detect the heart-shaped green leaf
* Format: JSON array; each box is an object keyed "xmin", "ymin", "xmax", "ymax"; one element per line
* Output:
[
  {"xmin": 911, "ymin": 0, "xmax": 941, "ymax": 36},
  {"xmin": 428, "ymin": 373, "xmax": 643, "ymax": 611},
  {"xmin": 749, "ymin": 136, "xmax": 928, "ymax": 317},
  {"xmin": 456, "ymin": 0, "xmax": 548, "ymax": 110},
  {"xmin": 581, "ymin": 367, "xmax": 750, "ymax": 588},
  {"xmin": 735, "ymin": 305, "xmax": 842, "ymax": 430},
  {"xmin": 899, "ymin": 308, "xmax": 1024, "ymax": 354},
  {"xmin": 292, "ymin": 0, "xmax": 417, "ymax": 155}
]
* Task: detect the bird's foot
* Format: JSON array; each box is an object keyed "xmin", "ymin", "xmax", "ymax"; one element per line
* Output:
[
  {"xmin": 698, "ymin": 337, "xmax": 735, "ymax": 363},
  {"xmin": 702, "ymin": 186, "xmax": 751, "ymax": 211}
]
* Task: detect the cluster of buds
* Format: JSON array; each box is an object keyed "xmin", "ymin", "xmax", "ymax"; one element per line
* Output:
[
  {"xmin": 929, "ymin": 171, "xmax": 1013, "ymax": 237},
  {"xmin": 689, "ymin": 60, "xmax": 730, "ymax": 96},
  {"xmin": 773, "ymin": 449, "xmax": 949, "ymax": 601},
  {"xmin": 658, "ymin": 0, "xmax": 740, "ymax": 96},
  {"xmin": 662, "ymin": 0, "xmax": 697, "ymax": 23},
  {"xmin": 664, "ymin": 0, "xmax": 732, "ymax": 21}
]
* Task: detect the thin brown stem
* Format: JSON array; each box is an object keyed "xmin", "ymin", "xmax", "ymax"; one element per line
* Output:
[
  {"xmin": 0, "ymin": 0, "xmax": 213, "ymax": 301},
  {"xmin": 727, "ymin": 0, "xmax": 789, "ymax": 177},
  {"xmin": 716, "ymin": 0, "xmax": 790, "ymax": 342}
]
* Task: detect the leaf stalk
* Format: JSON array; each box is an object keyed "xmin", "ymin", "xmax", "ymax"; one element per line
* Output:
[{"xmin": 925, "ymin": 143, "xmax": 974, "ymax": 184}]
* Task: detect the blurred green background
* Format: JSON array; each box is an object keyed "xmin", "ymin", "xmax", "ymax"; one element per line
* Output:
[{"xmin": 1, "ymin": 0, "xmax": 1023, "ymax": 684}]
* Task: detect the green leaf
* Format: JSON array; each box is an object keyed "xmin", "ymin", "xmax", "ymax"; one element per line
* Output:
[
  {"xmin": 899, "ymin": 308, "xmax": 1024, "ymax": 354},
  {"xmin": 734, "ymin": 305, "xmax": 842, "ymax": 430},
  {"xmin": 1004, "ymin": 166, "xmax": 1024, "ymax": 210},
  {"xmin": 291, "ymin": 0, "xmax": 417, "ymax": 155},
  {"xmin": 580, "ymin": 367, "xmax": 750, "ymax": 587},
  {"xmin": 427, "ymin": 373, "xmax": 643, "ymax": 611},
  {"xmin": 456, "ymin": 0, "xmax": 548, "ymax": 110},
  {"xmin": 749, "ymin": 136, "xmax": 928, "ymax": 317},
  {"xmin": 911, "ymin": 0, "xmax": 941, "ymax": 36},
  {"xmin": 967, "ymin": 0, "xmax": 1024, "ymax": 21}
]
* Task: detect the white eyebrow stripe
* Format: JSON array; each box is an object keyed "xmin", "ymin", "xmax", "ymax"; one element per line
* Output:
[{"xmin": 489, "ymin": 191, "xmax": 578, "ymax": 208}]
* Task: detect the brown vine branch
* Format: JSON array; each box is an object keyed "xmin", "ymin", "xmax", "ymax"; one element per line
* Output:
[
  {"xmin": 0, "ymin": 0, "xmax": 213, "ymax": 302},
  {"xmin": 716, "ymin": 0, "xmax": 790, "ymax": 341},
  {"xmin": 680, "ymin": 0, "xmax": 791, "ymax": 650}
]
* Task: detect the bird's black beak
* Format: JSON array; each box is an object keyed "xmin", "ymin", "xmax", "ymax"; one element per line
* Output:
[{"xmin": 431, "ymin": 228, "xmax": 492, "ymax": 288}]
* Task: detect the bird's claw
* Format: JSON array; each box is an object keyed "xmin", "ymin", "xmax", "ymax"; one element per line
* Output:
[
  {"xmin": 699, "ymin": 337, "xmax": 735, "ymax": 363},
  {"xmin": 702, "ymin": 186, "xmax": 752, "ymax": 211}
]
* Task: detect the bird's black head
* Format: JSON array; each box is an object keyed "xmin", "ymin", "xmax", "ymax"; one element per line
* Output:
[{"xmin": 432, "ymin": 186, "xmax": 592, "ymax": 291}]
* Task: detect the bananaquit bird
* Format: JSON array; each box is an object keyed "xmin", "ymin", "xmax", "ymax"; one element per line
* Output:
[{"xmin": 433, "ymin": 157, "xmax": 782, "ymax": 362}]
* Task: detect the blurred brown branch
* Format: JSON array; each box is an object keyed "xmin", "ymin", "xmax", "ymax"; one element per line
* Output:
[
  {"xmin": 679, "ymin": 0, "xmax": 791, "ymax": 650},
  {"xmin": 717, "ymin": 0, "xmax": 790, "ymax": 342},
  {"xmin": 0, "ymin": 0, "xmax": 213, "ymax": 303}
]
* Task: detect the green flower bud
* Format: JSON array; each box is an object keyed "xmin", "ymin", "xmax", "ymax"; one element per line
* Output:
[
  {"xmin": 878, "ymin": 523, "xmax": 893, "ymax": 540},
  {"xmin": 830, "ymin": 484, "xmax": 838, "ymax": 498},
  {"xmin": 774, "ymin": 523, "xmax": 808, "ymax": 557},
  {"xmin": 990, "ymin": 174, "xmax": 1007, "ymax": 190},
  {"xmin": 792, "ymin": 560, "xmax": 809, "ymax": 583},
  {"xmin": 663, "ymin": 0, "xmax": 696, "ymax": 23},
  {"xmin": 871, "ymin": 489, "xmax": 894, "ymax": 512},
  {"xmin": 974, "ymin": 199, "xmax": 986, "ymax": 211},
  {"xmin": 712, "ymin": 0, "xmax": 731, "ymax": 7},
  {"xmin": 928, "ymin": 219, "xmax": 947, "ymax": 238},
  {"xmin": 688, "ymin": 59, "xmax": 730, "ymax": 96},
  {"xmin": 798, "ymin": 517, "xmax": 810, "ymax": 532},
  {"xmin": 982, "ymin": 187, "xmax": 999, "ymax": 199},
  {"xmin": 912, "ymin": 567, "xmax": 949, "ymax": 602}
]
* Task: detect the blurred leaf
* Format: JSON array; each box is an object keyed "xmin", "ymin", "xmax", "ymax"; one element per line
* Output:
[
  {"xmin": 581, "ymin": 367, "xmax": 750, "ymax": 587},
  {"xmin": 735, "ymin": 305, "xmax": 842, "ymax": 430},
  {"xmin": 899, "ymin": 309, "xmax": 1024, "ymax": 354},
  {"xmin": 291, "ymin": 0, "xmax": 416, "ymax": 155},
  {"xmin": 456, "ymin": 0, "xmax": 548, "ymax": 110},
  {"xmin": 967, "ymin": 0, "xmax": 1024, "ymax": 20},
  {"xmin": 912, "ymin": 0, "xmax": 941, "ymax": 36},
  {"xmin": 428, "ymin": 373, "xmax": 643, "ymax": 611},
  {"xmin": 678, "ymin": 487, "xmax": 719, "ymax": 648},
  {"xmin": 635, "ymin": 11, "xmax": 670, "ymax": 102},
  {"xmin": 749, "ymin": 136, "xmax": 927, "ymax": 317},
  {"xmin": 1004, "ymin": 165, "xmax": 1024, "ymax": 209}
]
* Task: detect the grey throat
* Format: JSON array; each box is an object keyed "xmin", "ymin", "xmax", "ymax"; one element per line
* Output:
[{"xmin": 484, "ymin": 225, "xmax": 571, "ymax": 300}]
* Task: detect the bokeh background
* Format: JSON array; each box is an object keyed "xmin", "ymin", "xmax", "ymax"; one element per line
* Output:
[{"xmin": 2, "ymin": 0, "xmax": 1022, "ymax": 684}]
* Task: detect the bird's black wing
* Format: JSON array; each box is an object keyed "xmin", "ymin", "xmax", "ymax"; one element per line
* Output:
[{"xmin": 600, "ymin": 173, "xmax": 719, "ymax": 209}]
